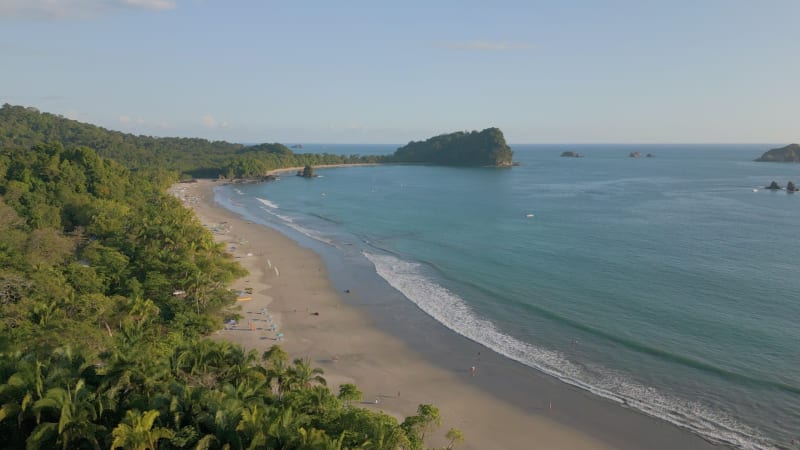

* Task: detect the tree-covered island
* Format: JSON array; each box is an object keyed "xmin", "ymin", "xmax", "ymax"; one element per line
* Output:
[
  {"xmin": 389, "ymin": 128, "xmax": 514, "ymax": 167},
  {"xmin": 755, "ymin": 144, "xmax": 800, "ymax": 162}
]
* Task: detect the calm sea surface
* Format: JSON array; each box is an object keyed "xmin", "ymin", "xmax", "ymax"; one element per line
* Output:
[{"xmin": 216, "ymin": 144, "xmax": 800, "ymax": 449}]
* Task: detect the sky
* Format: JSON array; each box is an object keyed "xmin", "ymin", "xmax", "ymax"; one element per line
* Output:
[{"xmin": 1, "ymin": 0, "xmax": 799, "ymax": 144}]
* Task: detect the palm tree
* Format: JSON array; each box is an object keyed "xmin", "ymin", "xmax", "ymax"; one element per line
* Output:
[
  {"xmin": 235, "ymin": 402, "xmax": 271, "ymax": 448},
  {"xmin": 298, "ymin": 428, "xmax": 350, "ymax": 450},
  {"xmin": 400, "ymin": 404, "xmax": 440, "ymax": 449},
  {"xmin": 219, "ymin": 345, "xmax": 266, "ymax": 388},
  {"xmin": 286, "ymin": 358, "xmax": 326, "ymax": 392},
  {"xmin": 266, "ymin": 406, "xmax": 306, "ymax": 449},
  {"xmin": 445, "ymin": 427, "xmax": 465, "ymax": 450},
  {"xmin": 0, "ymin": 355, "xmax": 47, "ymax": 449},
  {"xmin": 196, "ymin": 389, "xmax": 244, "ymax": 449},
  {"xmin": 337, "ymin": 383, "xmax": 362, "ymax": 407},
  {"xmin": 363, "ymin": 413, "xmax": 410, "ymax": 450},
  {"xmin": 173, "ymin": 340, "xmax": 225, "ymax": 387},
  {"xmin": 0, "ymin": 355, "xmax": 44, "ymax": 428},
  {"xmin": 28, "ymin": 379, "xmax": 105, "ymax": 450},
  {"xmin": 98, "ymin": 341, "xmax": 168, "ymax": 409},
  {"xmin": 262, "ymin": 346, "xmax": 289, "ymax": 397},
  {"xmin": 110, "ymin": 409, "xmax": 174, "ymax": 450}
]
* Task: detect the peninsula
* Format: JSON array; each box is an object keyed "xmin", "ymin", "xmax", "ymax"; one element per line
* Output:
[
  {"xmin": 755, "ymin": 143, "xmax": 800, "ymax": 162},
  {"xmin": 390, "ymin": 128, "xmax": 514, "ymax": 166}
]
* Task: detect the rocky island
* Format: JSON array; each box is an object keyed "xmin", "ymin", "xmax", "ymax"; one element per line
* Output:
[
  {"xmin": 755, "ymin": 144, "xmax": 800, "ymax": 162},
  {"xmin": 390, "ymin": 127, "xmax": 514, "ymax": 166},
  {"xmin": 560, "ymin": 151, "xmax": 583, "ymax": 158}
]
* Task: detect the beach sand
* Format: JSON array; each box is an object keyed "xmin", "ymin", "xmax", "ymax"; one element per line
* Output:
[{"xmin": 170, "ymin": 179, "xmax": 721, "ymax": 450}]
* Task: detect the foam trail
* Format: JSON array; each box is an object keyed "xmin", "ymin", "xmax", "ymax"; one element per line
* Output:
[
  {"xmin": 257, "ymin": 206, "xmax": 336, "ymax": 247},
  {"xmin": 256, "ymin": 197, "xmax": 279, "ymax": 209},
  {"xmin": 363, "ymin": 252, "xmax": 771, "ymax": 450}
]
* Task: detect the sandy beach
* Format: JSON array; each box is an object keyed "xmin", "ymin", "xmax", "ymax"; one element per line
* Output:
[{"xmin": 170, "ymin": 178, "xmax": 721, "ymax": 450}]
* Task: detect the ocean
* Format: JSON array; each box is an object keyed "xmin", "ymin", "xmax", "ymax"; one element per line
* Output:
[{"xmin": 215, "ymin": 144, "xmax": 800, "ymax": 449}]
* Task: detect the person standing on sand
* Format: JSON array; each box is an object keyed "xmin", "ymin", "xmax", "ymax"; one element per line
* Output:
[{"xmin": 470, "ymin": 366, "xmax": 476, "ymax": 376}]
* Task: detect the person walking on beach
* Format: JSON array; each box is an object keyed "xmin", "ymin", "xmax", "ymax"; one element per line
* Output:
[{"xmin": 470, "ymin": 366, "xmax": 476, "ymax": 376}]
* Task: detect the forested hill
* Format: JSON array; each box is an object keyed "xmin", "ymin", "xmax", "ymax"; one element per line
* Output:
[
  {"xmin": 0, "ymin": 104, "xmax": 244, "ymax": 172},
  {"xmin": 0, "ymin": 131, "xmax": 450, "ymax": 450},
  {"xmin": 0, "ymin": 104, "xmax": 383, "ymax": 178},
  {"xmin": 390, "ymin": 127, "xmax": 514, "ymax": 166},
  {"xmin": 754, "ymin": 143, "xmax": 800, "ymax": 162}
]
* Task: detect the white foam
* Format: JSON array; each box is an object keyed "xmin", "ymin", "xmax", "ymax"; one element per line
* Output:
[
  {"xmin": 256, "ymin": 197, "xmax": 279, "ymax": 209},
  {"xmin": 275, "ymin": 214, "xmax": 295, "ymax": 224},
  {"xmin": 254, "ymin": 204, "xmax": 335, "ymax": 247},
  {"xmin": 283, "ymin": 221, "xmax": 336, "ymax": 247},
  {"xmin": 363, "ymin": 252, "xmax": 772, "ymax": 450}
]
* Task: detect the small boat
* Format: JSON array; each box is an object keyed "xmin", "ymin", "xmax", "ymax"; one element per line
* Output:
[{"xmin": 526, "ymin": 213, "xmax": 535, "ymax": 218}]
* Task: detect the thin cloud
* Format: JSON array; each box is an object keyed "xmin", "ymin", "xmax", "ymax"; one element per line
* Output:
[
  {"xmin": 0, "ymin": 0, "xmax": 176, "ymax": 20},
  {"xmin": 119, "ymin": 115, "xmax": 146, "ymax": 125},
  {"xmin": 438, "ymin": 41, "xmax": 534, "ymax": 52},
  {"xmin": 201, "ymin": 114, "xmax": 228, "ymax": 129},
  {"xmin": 121, "ymin": 0, "xmax": 176, "ymax": 11}
]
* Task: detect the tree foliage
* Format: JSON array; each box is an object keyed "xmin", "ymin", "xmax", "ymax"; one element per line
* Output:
[
  {"xmin": 391, "ymin": 127, "xmax": 513, "ymax": 166},
  {"xmin": 0, "ymin": 104, "xmax": 386, "ymax": 179},
  {"xmin": 0, "ymin": 106, "xmax": 452, "ymax": 449}
]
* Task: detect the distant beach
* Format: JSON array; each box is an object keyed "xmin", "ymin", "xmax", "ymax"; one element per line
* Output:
[{"xmin": 170, "ymin": 178, "xmax": 721, "ymax": 450}]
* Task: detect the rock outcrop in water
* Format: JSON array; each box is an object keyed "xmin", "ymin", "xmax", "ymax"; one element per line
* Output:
[
  {"xmin": 629, "ymin": 151, "xmax": 641, "ymax": 158},
  {"xmin": 766, "ymin": 181, "xmax": 782, "ymax": 190},
  {"xmin": 297, "ymin": 165, "xmax": 316, "ymax": 178},
  {"xmin": 755, "ymin": 144, "xmax": 800, "ymax": 162},
  {"xmin": 788, "ymin": 181, "xmax": 797, "ymax": 193},
  {"xmin": 390, "ymin": 127, "xmax": 514, "ymax": 166},
  {"xmin": 560, "ymin": 151, "xmax": 583, "ymax": 158}
]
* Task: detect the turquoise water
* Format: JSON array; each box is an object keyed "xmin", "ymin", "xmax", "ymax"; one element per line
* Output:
[{"xmin": 217, "ymin": 144, "xmax": 800, "ymax": 449}]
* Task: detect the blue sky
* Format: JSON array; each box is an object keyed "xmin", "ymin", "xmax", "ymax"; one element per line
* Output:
[{"xmin": 1, "ymin": 0, "xmax": 798, "ymax": 144}]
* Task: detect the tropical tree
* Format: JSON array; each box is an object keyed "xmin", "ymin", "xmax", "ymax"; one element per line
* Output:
[
  {"xmin": 401, "ymin": 404, "xmax": 441, "ymax": 449},
  {"xmin": 445, "ymin": 427, "xmax": 465, "ymax": 450},
  {"xmin": 286, "ymin": 358, "xmax": 326, "ymax": 392},
  {"xmin": 110, "ymin": 409, "xmax": 174, "ymax": 450},
  {"xmin": 266, "ymin": 406, "xmax": 306, "ymax": 449},
  {"xmin": 28, "ymin": 379, "xmax": 105, "ymax": 450},
  {"xmin": 263, "ymin": 345, "xmax": 290, "ymax": 397},
  {"xmin": 337, "ymin": 383, "xmax": 362, "ymax": 407}
]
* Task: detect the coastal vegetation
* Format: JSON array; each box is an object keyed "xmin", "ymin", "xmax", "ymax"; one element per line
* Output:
[
  {"xmin": 755, "ymin": 143, "xmax": 800, "ymax": 162},
  {"xmin": 1, "ymin": 105, "xmax": 516, "ymax": 175},
  {"xmin": 0, "ymin": 104, "xmax": 384, "ymax": 180},
  {"xmin": 389, "ymin": 128, "xmax": 513, "ymax": 166},
  {"xmin": 0, "ymin": 106, "xmax": 457, "ymax": 448}
]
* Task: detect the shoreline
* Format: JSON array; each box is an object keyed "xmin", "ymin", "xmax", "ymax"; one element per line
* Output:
[{"xmin": 170, "ymin": 178, "xmax": 722, "ymax": 450}]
